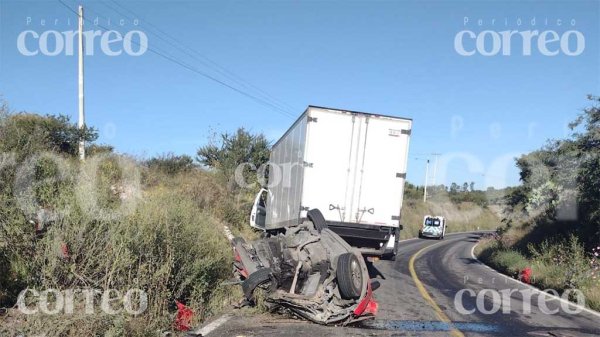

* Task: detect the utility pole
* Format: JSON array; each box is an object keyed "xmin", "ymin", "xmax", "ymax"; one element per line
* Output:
[
  {"xmin": 423, "ymin": 159, "xmax": 429, "ymax": 202},
  {"xmin": 78, "ymin": 5, "xmax": 85, "ymax": 161}
]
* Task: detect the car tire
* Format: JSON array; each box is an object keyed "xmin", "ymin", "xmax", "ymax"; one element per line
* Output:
[
  {"xmin": 307, "ymin": 209, "xmax": 328, "ymax": 233},
  {"xmin": 336, "ymin": 253, "xmax": 362, "ymax": 299},
  {"xmin": 242, "ymin": 268, "xmax": 275, "ymax": 300}
]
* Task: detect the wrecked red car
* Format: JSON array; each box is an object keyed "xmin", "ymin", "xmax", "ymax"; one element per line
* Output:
[{"xmin": 232, "ymin": 214, "xmax": 378, "ymax": 325}]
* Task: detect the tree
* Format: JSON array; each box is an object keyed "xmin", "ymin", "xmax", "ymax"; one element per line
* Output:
[
  {"xmin": 450, "ymin": 182, "xmax": 458, "ymax": 193},
  {"xmin": 462, "ymin": 182, "xmax": 469, "ymax": 193},
  {"xmin": 506, "ymin": 95, "xmax": 600, "ymax": 248},
  {"xmin": 0, "ymin": 112, "xmax": 98, "ymax": 159},
  {"xmin": 569, "ymin": 95, "xmax": 600, "ymax": 246},
  {"xmin": 197, "ymin": 128, "xmax": 270, "ymax": 189},
  {"xmin": 470, "ymin": 181, "xmax": 475, "ymax": 192}
]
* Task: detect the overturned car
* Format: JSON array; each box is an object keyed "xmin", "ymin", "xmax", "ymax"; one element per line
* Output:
[{"xmin": 232, "ymin": 215, "xmax": 378, "ymax": 325}]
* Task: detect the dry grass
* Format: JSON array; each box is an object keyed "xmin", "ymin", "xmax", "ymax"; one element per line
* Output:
[
  {"xmin": 476, "ymin": 230, "xmax": 600, "ymax": 312},
  {"xmin": 0, "ymin": 155, "xmax": 250, "ymax": 336}
]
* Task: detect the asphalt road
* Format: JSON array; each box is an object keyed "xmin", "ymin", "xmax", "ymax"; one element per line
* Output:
[{"xmin": 197, "ymin": 232, "xmax": 600, "ymax": 336}]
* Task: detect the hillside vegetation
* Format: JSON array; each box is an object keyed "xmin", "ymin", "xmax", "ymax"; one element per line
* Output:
[
  {"xmin": 476, "ymin": 95, "xmax": 600, "ymax": 311},
  {"xmin": 0, "ymin": 104, "xmax": 258, "ymax": 336}
]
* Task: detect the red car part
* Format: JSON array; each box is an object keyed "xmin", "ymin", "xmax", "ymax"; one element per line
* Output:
[{"xmin": 353, "ymin": 281, "xmax": 378, "ymax": 316}]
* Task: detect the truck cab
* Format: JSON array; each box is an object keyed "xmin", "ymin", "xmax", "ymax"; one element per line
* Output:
[{"xmin": 418, "ymin": 215, "xmax": 446, "ymax": 240}]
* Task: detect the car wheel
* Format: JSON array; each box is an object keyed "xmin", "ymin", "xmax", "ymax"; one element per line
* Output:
[
  {"xmin": 336, "ymin": 253, "xmax": 362, "ymax": 299},
  {"xmin": 242, "ymin": 268, "xmax": 275, "ymax": 300},
  {"xmin": 307, "ymin": 209, "xmax": 328, "ymax": 233}
]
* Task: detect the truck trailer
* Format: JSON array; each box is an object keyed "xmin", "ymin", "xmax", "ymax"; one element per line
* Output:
[{"xmin": 250, "ymin": 105, "xmax": 412, "ymax": 260}]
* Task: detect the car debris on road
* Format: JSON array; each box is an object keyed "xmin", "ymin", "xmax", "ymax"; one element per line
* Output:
[{"xmin": 230, "ymin": 216, "xmax": 378, "ymax": 325}]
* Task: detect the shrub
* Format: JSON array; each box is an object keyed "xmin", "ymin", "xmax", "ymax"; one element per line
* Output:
[
  {"xmin": 146, "ymin": 153, "xmax": 195, "ymax": 175},
  {"xmin": 86, "ymin": 144, "xmax": 114, "ymax": 156},
  {"xmin": 0, "ymin": 113, "xmax": 98, "ymax": 160}
]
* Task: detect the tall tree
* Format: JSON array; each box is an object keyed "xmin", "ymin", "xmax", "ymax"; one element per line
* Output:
[{"xmin": 197, "ymin": 128, "xmax": 270, "ymax": 189}]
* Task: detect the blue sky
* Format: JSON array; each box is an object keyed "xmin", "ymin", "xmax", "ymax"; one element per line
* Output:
[{"xmin": 0, "ymin": 0, "xmax": 599, "ymax": 188}]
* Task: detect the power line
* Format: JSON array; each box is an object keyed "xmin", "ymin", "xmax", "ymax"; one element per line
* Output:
[
  {"xmin": 103, "ymin": 0, "xmax": 296, "ymax": 114},
  {"xmin": 57, "ymin": 0, "xmax": 295, "ymax": 119}
]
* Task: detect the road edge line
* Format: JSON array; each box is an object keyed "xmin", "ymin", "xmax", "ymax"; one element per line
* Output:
[
  {"xmin": 470, "ymin": 241, "xmax": 600, "ymax": 319},
  {"xmin": 190, "ymin": 313, "xmax": 232, "ymax": 336}
]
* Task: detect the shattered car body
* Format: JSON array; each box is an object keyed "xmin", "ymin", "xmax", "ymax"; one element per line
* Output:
[{"xmin": 232, "ymin": 220, "xmax": 378, "ymax": 325}]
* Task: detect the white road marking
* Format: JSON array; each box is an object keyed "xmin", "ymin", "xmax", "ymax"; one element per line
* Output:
[
  {"xmin": 470, "ymin": 241, "xmax": 600, "ymax": 319},
  {"xmin": 191, "ymin": 314, "xmax": 233, "ymax": 336}
]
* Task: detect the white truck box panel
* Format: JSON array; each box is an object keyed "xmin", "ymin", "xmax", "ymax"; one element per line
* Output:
[
  {"xmin": 266, "ymin": 114, "xmax": 307, "ymax": 228},
  {"xmin": 265, "ymin": 106, "xmax": 411, "ymax": 230}
]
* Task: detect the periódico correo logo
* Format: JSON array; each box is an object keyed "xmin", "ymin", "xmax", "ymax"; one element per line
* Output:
[
  {"xmin": 454, "ymin": 17, "xmax": 585, "ymax": 56},
  {"xmin": 17, "ymin": 29, "xmax": 148, "ymax": 56}
]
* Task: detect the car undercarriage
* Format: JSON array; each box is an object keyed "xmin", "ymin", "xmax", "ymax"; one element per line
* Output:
[{"xmin": 232, "ymin": 220, "xmax": 378, "ymax": 325}]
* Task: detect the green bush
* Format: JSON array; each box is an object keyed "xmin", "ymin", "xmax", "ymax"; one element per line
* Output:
[{"xmin": 0, "ymin": 113, "xmax": 97, "ymax": 160}]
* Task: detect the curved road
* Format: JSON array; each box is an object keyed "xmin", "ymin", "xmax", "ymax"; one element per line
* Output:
[{"xmin": 198, "ymin": 232, "xmax": 600, "ymax": 336}]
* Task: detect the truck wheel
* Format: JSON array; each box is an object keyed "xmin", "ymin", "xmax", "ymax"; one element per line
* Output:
[
  {"xmin": 381, "ymin": 252, "xmax": 397, "ymax": 261},
  {"xmin": 307, "ymin": 209, "xmax": 327, "ymax": 233},
  {"xmin": 336, "ymin": 253, "xmax": 362, "ymax": 299}
]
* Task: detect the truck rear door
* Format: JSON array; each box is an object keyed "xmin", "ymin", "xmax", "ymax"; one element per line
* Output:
[
  {"xmin": 301, "ymin": 109, "xmax": 357, "ymax": 222},
  {"xmin": 302, "ymin": 107, "xmax": 411, "ymax": 227},
  {"xmin": 350, "ymin": 116, "xmax": 412, "ymax": 227}
]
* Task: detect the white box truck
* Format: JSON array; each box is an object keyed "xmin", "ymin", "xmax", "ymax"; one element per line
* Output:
[{"xmin": 250, "ymin": 106, "xmax": 412, "ymax": 260}]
